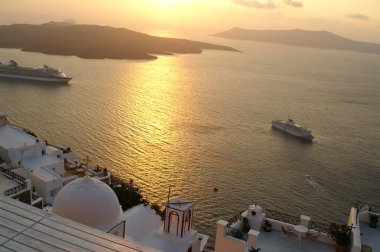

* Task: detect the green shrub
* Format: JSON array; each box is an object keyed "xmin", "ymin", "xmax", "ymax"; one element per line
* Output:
[
  {"xmin": 110, "ymin": 182, "xmax": 147, "ymax": 211},
  {"xmin": 150, "ymin": 203, "xmax": 166, "ymax": 219}
]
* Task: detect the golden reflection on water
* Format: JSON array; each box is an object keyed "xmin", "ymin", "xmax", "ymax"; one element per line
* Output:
[
  {"xmin": 2, "ymin": 46, "xmax": 380, "ymax": 246},
  {"xmin": 109, "ymin": 56, "xmax": 193, "ymax": 202}
]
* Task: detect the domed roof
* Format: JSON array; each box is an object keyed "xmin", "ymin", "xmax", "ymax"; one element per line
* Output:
[{"xmin": 52, "ymin": 176, "xmax": 122, "ymax": 231}]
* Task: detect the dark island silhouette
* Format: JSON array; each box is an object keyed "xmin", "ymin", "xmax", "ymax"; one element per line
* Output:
[
  {"xmin": 0, "ymin": 22, "xmax": 238, "ymax": 60},
  {"xmin": 214, "ymin": 27, "xmax": 380, "ymax": 55}
]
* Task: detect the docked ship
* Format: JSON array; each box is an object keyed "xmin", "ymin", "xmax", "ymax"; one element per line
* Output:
[
  {"xmin": 0, "ymin": 60, "xmax": 71, "ymax": 83},
  {"xmin": 272, "ymin": 119, "xmax": 314, "ymax": 141}
]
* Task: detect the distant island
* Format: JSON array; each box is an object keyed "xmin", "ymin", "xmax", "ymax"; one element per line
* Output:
[
  {"xmin": 214, "ymin": 28, "xmax": 380, "ymax": 55},
  {"xmin": 0, "ymin": 22, "xmax": 238, "ymax": 60}
]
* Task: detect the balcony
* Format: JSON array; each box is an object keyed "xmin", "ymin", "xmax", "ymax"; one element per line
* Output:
[
  {"xmin": 3, "ymin": 183, "xmax": 27, "ymax": 197},
  {"xmin": 0, "ymin": 168, "xmax": 28, "ymax": 197},
  {"xmin": 253, "ymin": 228, "xmax": 335, "ymax": 252},
  {"xmin": 0, "ymin": 167, "xmax": 26, "ymax": 183},
  {"xmin": 215, "ymin": 204, "xmax": 336, "ymax": 252},
  {"xmin": 355, "ymin": 201, "xmax": 380, "ymax": 251}
]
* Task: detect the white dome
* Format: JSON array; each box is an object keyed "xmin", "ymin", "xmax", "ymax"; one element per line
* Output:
[{"xmin": 52, "ymin": 176, "xmax": 122, "ymax": 231}]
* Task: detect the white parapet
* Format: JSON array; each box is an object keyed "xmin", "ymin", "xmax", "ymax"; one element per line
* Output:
[
  {"xmin": 214, "ymin": 220, "xmax": 260, "ymax": 252},
  {"xmin": 349, "ymin": 207, "xmax": 361, "ymax": 252},
  {"xmin": 247, "ymin": 229, "xmax": 260, "ymax": 249}
]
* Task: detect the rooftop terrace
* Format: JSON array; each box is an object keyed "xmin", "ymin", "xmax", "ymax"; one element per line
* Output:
[
  {"xmin": 0, "ymin": 125, "xmax": 37, "ymax": 149},
  {"xmin": 360, "ymin": 221, "xmax": 380, "ymax": 249},
  {"xmin": 22, "ymin": 155, "xmax": 62, "ymax": 172},
  {"xmin": 255, "ymin": 228, "xmax": 335, "ymax": 252},
  {"xmin": 214, "ymin": 204, "xmax": 377, "ymax": 252},
  {"xmin": 0, "ymin": 173, "xmax": 19, "ymax": 194}
]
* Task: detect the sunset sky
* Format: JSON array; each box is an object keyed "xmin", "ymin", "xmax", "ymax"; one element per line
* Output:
[{"xmin": 1, "ymin": 0, "xmax": 380, "ymax": 42}]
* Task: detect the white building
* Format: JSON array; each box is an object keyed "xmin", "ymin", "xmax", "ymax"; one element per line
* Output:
[
  {"xmin": 0, "ymin": 118, "xmax": 45, "ymax": 164},
  {"xmin": 124, "ymin": 198, "xmax": 209, "ymax": 252},
  {"xmin": 0, "ymin": 151, "xmax": 44, "ymax": 208},
  {"xmin": 214, "ymin": 203, "xmax": 379, "ymax": 252},
  {"xmin": 51, "ymin": 176, "xmax": 209, "ymax": 252},
  {"xmin": 29, "ymin": 167, "xmax": 63, "ymax": 205},
  {"xmin": 46, "ymin": 144, "xmax": 76, "ymax": 164},
  {"xmin": 0, "ymin": 112, "xmax": 113, "ymax": 208},
  {"xmin": 0, "ymin": 113, "xmax": 66, "ymax": 204}
]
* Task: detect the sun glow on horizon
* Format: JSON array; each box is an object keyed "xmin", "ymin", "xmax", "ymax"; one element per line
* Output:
[
  {"xmin": 159, "ymin": 0, "xmax": 174, "ymax": 4},
  {"xmin": 1, "ymin": 0, "xmax": 380, "ymax": 43}
]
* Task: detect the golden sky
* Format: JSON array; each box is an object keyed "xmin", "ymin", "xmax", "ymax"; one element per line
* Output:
[{"xmin": 1, "ymin": 0, "xmax": 380, "ymax": 42}]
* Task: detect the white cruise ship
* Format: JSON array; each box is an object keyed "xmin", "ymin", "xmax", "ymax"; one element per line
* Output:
[
  {"xmin": 0, "ymin": 60, "xmax": 71, "ymax": 83},
  {"xmin": 272, "ymin": 119, "xmax": 314, "ymax": 141}
]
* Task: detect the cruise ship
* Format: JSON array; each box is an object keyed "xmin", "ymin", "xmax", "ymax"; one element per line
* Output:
[
  {"xmin": 272, "ymin": 119, "xmax": 314, "ymax": 141},
  {"xmin": 0, "ymin": 60, "xmax": 71, "ymax": 83}
]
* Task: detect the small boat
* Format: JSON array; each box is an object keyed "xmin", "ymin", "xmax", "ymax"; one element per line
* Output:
[
  {"xmin": 272, "ymin": 119, "xmax": 314, "ymax": 141},
  {"xmin": 305, "ymin": 175, "xmax": 312, "ymax": 181},
  {"xmin": 0, "ymin": 60, "xmax": 71, "ymax": 83}
]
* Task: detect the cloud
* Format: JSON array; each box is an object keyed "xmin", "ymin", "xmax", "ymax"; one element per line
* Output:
[
  {"xmin": 346, "ymin": 13, "xmax": 369, "ymax": 20},
  {"xmin": 233, "ymin": 0, "xmax": 278, "ymax": 9},
  {"xmin": 283, "ymin": 0, "xmax": 303, "ymax": 7}
]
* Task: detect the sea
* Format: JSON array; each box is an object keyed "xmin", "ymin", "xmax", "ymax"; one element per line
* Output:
[{"xmin": 0, "ymin": 34, "xmax": 379, "ymax": 247}]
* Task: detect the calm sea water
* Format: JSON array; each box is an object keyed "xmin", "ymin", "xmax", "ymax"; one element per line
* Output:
[{"xmin": 0, "ymin": 37, "xmax": 379, "ymax": 245}]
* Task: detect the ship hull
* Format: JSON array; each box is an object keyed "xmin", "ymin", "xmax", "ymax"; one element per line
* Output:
[
  {"xmin": 0, "ymin": 73, "xmax": 71, "ymax": 83},
  {"xmin": 272, "ymin": 120, "xmax": 314, "ymax": 142}
]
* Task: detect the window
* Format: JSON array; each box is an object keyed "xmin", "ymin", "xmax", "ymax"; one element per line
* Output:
[
  {"xmin": 185, "ymin": 210, "xmax": 192, "ymax": 231},
  {"xmin": 50, "ymin": 188, "xmax": 60, "ymax": 197},
  {"xmin": 168, "ymin": 211, "xmax": 180, "ymax": 236}
]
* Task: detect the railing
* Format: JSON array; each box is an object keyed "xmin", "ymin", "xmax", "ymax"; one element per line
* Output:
[
  {"xmin": 31, "ymin": 193, "xmax": 40, "ymax": 200},
  {"xmin": 4, "ymin": 183, "xmax": 27, "ymax": 196},
  {"xmin": 357, "ymin": 200, "xmax": 379, "ymax": 213},
  {"xmin": 227, "ymin": 213, "xmax": 242, "ymax": 226},
  {"xmin": 1, "ymin": 168, "xmax": 28, "ymax": 197},
  {"xmin": 308, "ymin": 220, "xmax": 331, "ymax": 233},
  {"xmin": 225, "ymin": 226, "xmax": 248, "ymax": 242},
  {"xmin": 0, "ymin": 167, "xmax": 26, "ymax": 183},
  {"xmin": 265, "ymin": 209, "xmax": 300, "ymax": 225}
]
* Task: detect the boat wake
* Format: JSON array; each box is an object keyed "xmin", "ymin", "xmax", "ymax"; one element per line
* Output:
[{"xmin": 304, "ymin": 175, "xmax": 332, "ymax": 201}]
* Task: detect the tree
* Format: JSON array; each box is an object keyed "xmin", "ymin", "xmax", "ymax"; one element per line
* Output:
[{"xmin": 110, "ymin": 182, "xmax": 147, "ymax": 211}]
